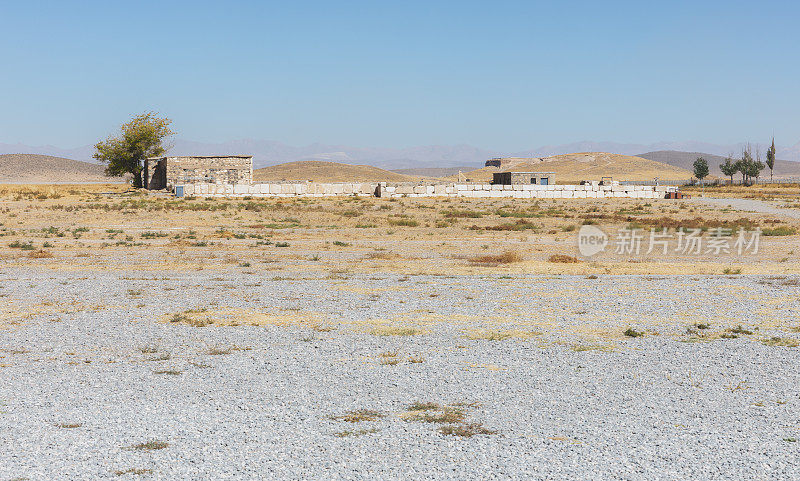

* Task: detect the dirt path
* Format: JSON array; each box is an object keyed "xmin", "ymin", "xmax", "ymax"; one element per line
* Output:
[{"xmin": 689, "ymin": 196, "xmax": 800, "ymax": 219}]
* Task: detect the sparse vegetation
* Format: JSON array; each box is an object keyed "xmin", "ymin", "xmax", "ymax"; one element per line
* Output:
[
  {"xmin": 468, "ymin": 250, "xmax": 523, "ymax": 265},
  {"xmin": 402, "ymin": 401, "xmax": 496, "ymax": 438},
  {"xmin": 329, "ymin": 409, "xmax": 385, "ymax": 423},
  {"xmin": 548, "ymin": 254, "xmax": 579, "ymax": 263},
  {"xmin": 114, "ymin": 468, "xmax": 154, "ymax": 476},
  {"xmin": 761, "ymin": 337, "xmax": 799, "ymax": 347},
  {"xmin": 126, "ymin": 440, "xmax": 169, "ymax": 451},
  {"xmin": 464, "ymin": 329, "xmax": 539, "ymax": 341},
  {"xmin": 762, "ymin": 226, "xmax": 797, "ymax": 236},
  {"xmin": 371, "ymin": 326, "xmax": 424, "ymax": 336},
  {"xmin": 55, "ymin": 422, "xmax": 83, "ymax": 429},
  {"xmin": 438, "ymin": 422, "xmax": 497, "ymax": 437},
  {"xmin": 623, "ymin": 327, "xmax": 644, "ymax": 338}
]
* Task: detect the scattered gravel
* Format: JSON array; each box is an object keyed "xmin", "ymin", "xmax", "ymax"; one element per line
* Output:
[{"xmin": 1, "ymin": 268, "xmax": 799, "ymax": 480}]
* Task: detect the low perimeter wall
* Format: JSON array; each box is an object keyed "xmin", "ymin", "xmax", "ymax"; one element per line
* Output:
[{"xmin": 177, "ymin": 182, "xmax": 669, "ymax": 199}]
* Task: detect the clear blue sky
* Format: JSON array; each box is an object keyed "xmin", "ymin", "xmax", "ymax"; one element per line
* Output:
[{"xmin": 1, "ymin": 0, "xmax": 798, "ymax": 150}]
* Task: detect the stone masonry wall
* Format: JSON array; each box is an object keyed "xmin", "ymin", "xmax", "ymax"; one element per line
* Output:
[
  {"xmin": 146, "ymin": 156, "xmax": 253, "ymax": 190},
  {"xmin": 178, "ymin": 181, "xmax": 668, "ymax": 199}
]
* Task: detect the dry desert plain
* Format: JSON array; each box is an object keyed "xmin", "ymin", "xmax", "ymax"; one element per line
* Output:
[{"xmin": 2, "ymin": 183, "xmax": 800, "ymax": 479}]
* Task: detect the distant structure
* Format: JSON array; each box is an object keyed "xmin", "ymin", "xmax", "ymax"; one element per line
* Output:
[
  {"xmin": 144, "ymin": 155, "xmax": 253, "ymax": 190},
  {"xmin": 492, "ymin": 171, "xmax": 555, "ymax": 185},
  {"xmin": 485, "ymin": 157, "xmax": 542, "ymax": 168}
]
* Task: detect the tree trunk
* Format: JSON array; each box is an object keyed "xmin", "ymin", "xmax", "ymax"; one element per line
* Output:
[{"xmin": 132, "ymin": 170, "xmax": 143, "ymax": 189}]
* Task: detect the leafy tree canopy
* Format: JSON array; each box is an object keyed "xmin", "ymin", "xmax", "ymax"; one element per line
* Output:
[
  {"xmin": 93, "ymin": 112, "xmax": 174, "ymax": 188},
  {"xmin": 693, "ymin": 157, "xmax": 709, "ymax": 181}
]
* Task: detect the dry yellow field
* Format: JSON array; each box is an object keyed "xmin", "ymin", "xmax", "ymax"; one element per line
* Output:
[{"xmin": 1, "ymin": 183, "xmax": 798, "ymax": 277}]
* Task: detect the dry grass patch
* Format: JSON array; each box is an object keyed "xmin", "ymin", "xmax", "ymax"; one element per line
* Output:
[
  {"xmin": 27, "ymin": 249, "xmax": 54, "ymax": 258},
  {"xmin": 403, "ymin": 404, "xmax": 466, "ymax": 424},
  {"xmin": 371, "ymin": 325, "xmax": 425, "ymax": 336},
  {"xmin": 204, "ymin": 345, "xmax": 246, "ymax": 355},
  {"xmin": 145, "ymin": 353, "xmax": 171, "ymax": 362},
  {"xmin": 464, "ymin": 329, "xmax": 540, "ymax": 341},
  {"xmin": 114, "ymin": 468, "xmax": 154, "ymax": 476},
  {"xmin": 623, "ymin": 327, "xmax": 644, "ymax": 338},
  {"xmin": 571, "ymin": 342, "xmax": 617, "ymax": 352},
  {"xmin": 55, "ymin": 422, "xmax": 83, "ymax": 429},
  {"xmin": 329, "ymin": 409, "xmax": 385, "ymax": 423},
  {"xmin": 762, "ymin": 337, "xmax": 799, "ymax": 347},
  {"xmin": 126, "ymin": 440, "xmax": 169, "ymax": 451},
  {"xmin": 153, "ymin": 369, "xmax": 182, "ymax": 375},
  {"xmin": 468, "ymin": 250, "xmax": 523, "ymax": 266},
  {"xmin": 439, "ymin": 423, "xmax": 497, "ymax": 437},
  {"xmin": 548, "ymin": 254, "xmax": 580, "ymax": 263},
  {"xmin": 378, "ymin": 350, "xmax": 401, "ymax": 365},
  {"xmin": 164, "ymin": 307, "xmax": 326, "ymax": 329},
  {"xmin": 333, "ymin": 428, "xmax": 379, "ymax": 437},
  {"xmin": 402, "ymin": 401, "xmax": 497, "ymax": 438}
]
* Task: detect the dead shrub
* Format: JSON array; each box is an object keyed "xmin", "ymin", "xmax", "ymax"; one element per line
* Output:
[
  {"xmin": 468, "ymin": 250, "xmax": 523, "ymax": 265},
  {"xmin": 438, "ymin": 422, "xmax": 497, "ymax": 437},
  {"xmin": 329, "ymin": 409, "xmax": 385, "ymax": 423},
  {"xmin": 548, "ymin": 254, "xmax": 579, "ymax": 263}
]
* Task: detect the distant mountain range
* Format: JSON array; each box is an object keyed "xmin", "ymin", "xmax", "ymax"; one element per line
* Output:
[{"xmin": 2, "ymin": 139, "xmax": 800, "ymax": 170}]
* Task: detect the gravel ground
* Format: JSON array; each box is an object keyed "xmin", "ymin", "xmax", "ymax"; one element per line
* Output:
[
  {"xmin": 1, "ymin": 268, "xmax": 799, "ymax": 480},
  {"xmin": 690, "ymin": 197, "xmax": 800, "ymax": 219}
]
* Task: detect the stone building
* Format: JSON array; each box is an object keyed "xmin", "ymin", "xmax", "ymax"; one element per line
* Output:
[
  {"xmin": 485, "ymin": 157, "xmax": 542, "ymax": 168},
  {"xmin": 144, "ymin": 155, "xmax": 253, "ymax": 190},
  {"xmin": 492, "ymin": 171, "xmax": 555, "ymax": 185}
]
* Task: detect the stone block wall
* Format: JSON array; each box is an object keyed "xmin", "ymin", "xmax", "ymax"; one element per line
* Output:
[
  {"xmin": 177, "ymin": 181, "xmax": 668, "ymax": 199},
  {"xmin": 145, "ymin": 156, "xmax": 253, "ymax": 190}
]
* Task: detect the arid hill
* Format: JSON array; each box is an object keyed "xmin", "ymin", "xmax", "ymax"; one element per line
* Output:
[
  {"xmin": 638, "ymin": 150, "xmax": 800, "ymax": 178},
  {"xmin": 0, "ymin": 153, "xmax": 120, "ymax": 183},
  {"xmin": 254, "ymin": 161, "xmax": 420, "ymax": 182},
  {"xmin": 455, "ymin": 152, "xmax": 693, "ymax": 183}
]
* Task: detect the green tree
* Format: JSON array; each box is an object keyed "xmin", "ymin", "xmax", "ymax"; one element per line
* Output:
[
  {"xmin": 93, "ymin": 112, "xmax": 174, "ymax": 188},
  {"xmin": 719, "ymin": 156, "xmax": 737, "ymax": 185},
  {"xmin": 693, "ymin": 157, "xmax": 709, "ymax": 189},
  {"xmin": 736, "ymin": 144, "xmax": 764, "ymax": 185},
  {"xmin": 766, "ymin": 137, "xmax": 776, "ymax": 182},
  {"xmin": 746, "ymin": 157, "xmax": 765, "ymax": 183},
  {"xmin": 738, "ymin": 145, "xmax": 753, "ymax": 185}
]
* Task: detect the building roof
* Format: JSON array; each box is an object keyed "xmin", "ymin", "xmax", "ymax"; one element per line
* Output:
[{"xmin": 499, "ymin": 171, "xmax": 555, "ymax": 174}]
